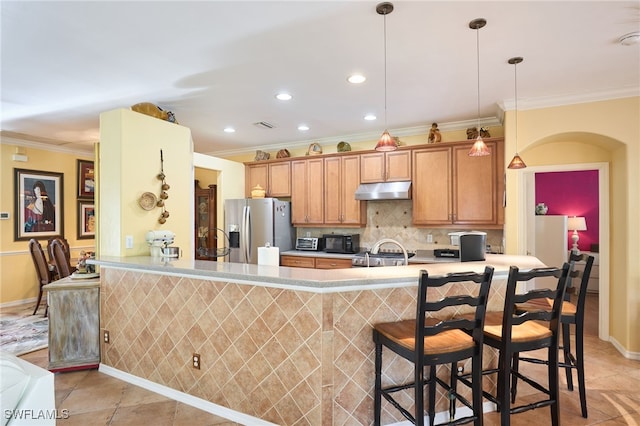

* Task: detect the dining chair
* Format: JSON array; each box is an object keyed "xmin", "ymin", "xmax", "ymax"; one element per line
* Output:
[
  {"xmin": 455, "ymin": 263, "xmax": 571, "ymax": 426},
  {"xmin": 51, "ymin": 238, "xmax": 73, "ymax": 279},
  {"xmin": 373, "ymin": 266, "xmax": 494, "ymax": 426},
  {"xmin": 28, "ymin": 239, "xmax": 51, "ymax": 316},
  {"xmin": 515, "ymin": 253, "xmax": 594, "ymax": 418}
]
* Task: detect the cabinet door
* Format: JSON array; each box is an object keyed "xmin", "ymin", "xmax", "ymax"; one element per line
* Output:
[
  {"xmin": 386, "ymin": 150, "xmax": 412, "ymax": 181},
  {"xmin": 291, "ymin": 159, "xmax": 324, "ymax": 225},
  {"xmin": 305, "ymin": 158, "xmax": 325, "ymax": 224},
  {"xmin": 324, "ymin": 157, "xmax": 342, "ymax": 224},
  {"xmin": 412, "ymin": 147, "xmax": 452, "ymax": 225},
  {"xmin": 268, "ymin": 162, "xmax": 291, "ymax": 197},
  {"xmin": 195, "ymin": 181, "xmax": 217, "ymax": 260},
  {"xmin": 360, "ymin": 152, "xmax": 386, "ymax": 183},
  {"xmin": 340, "ymin": 155, "xmax": 366, "ymax": 225},
  {"xmin": 452, "ymin": 141, "xmax": 499, "ymax": 225},
  {"xmin": 246, "ymin": 164, "xmax": 268, "ymax": 197}
]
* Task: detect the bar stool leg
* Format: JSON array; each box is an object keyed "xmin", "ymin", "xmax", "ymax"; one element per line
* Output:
[
  {"xmin": 562, "ymin": 322, "xmax": 574, "ymax": 391},
  {"xmin": 548, "ymin": 345, "xmax": 561, "ymax": 426},
  {"xmin": 374, "ymin": 342, "xmax": 382, "ymax": 426},
  {"xmin": 576, "ymin": 321, "xmax": 588, "ymax": 418}
]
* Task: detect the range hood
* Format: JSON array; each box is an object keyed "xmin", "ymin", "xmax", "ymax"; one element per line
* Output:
[{"xmin": 354, "ymin": 181, "xmax": 411, "ymax": 201}]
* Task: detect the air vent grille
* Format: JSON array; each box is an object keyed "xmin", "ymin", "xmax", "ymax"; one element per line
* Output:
[{"xmin": 253, "ymin": 121, "xmax": 275, "ymax": 129}]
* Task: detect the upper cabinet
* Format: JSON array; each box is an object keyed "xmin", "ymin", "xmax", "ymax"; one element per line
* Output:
[
  {"xmin": 245, "ymin": 161, "xmax": 291, "ymax": 198},
  {"xmin": 291, "ymin": 158, "xmax": 324, "ymax": 225},
  {"xmin": 360, "ymin": 150, "xmax": 412, "ymax": 183},
  {"xmin": 324, "ymin": 155, "xmax": 366, "ymax": 226},
  {"xmin": 412, "ymin": 139, "xmax": 504, "ymax": 228}
]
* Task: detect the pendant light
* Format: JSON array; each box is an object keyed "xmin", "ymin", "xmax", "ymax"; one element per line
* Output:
[
  {"xmin": 374, "ymin": 2, "xmax": 397, "ymax": 152},
  {"xmin": 468, "ymin": 18, "xmax": 491, "ymax": 157},
  {"xmin": 507, "ymin": 56, "xmax": 527, "ymax": 169}
]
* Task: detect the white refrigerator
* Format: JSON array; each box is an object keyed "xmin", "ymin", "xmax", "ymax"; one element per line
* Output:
[{"xmin": 533, "ymin": 215, "xmax": 568, "ymax": 289}]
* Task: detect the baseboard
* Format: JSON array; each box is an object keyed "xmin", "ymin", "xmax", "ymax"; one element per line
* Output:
[
  {"xmin": 98, "ymin": 364, "xmax": 278, "ymax": 425},
  {"xmin": 609, "ymin": 336, "xmax": 640, "ymax": 360},
  {"xmin": 0, "ymin": 297, "xmax": 37, "ymax": 309}
]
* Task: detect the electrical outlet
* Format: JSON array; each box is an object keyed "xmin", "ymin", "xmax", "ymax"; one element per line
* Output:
[
  {"xmin": 427, "ymin": 233, "xmax": 433, "ymax": 243},
  {"xmin": 103, "ymin": 330, "xmax": 110, "ymax": 343},
  {"xmin": 192, "ymin": 353, "xmax": 201, "ymax": 369}
]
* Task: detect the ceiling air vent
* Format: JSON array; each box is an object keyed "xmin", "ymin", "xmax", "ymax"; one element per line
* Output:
[{"xmin": 253, "ymin": 121, "xmax": 275, "ymax": 129}]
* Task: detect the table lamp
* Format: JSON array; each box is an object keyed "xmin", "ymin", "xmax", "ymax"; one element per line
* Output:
[{"xmin": 567, "ymin": 216, "xmax": 587, "ymax": 254}]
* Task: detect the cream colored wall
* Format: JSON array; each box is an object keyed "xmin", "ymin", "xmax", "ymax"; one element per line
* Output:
[
  {"xmin": 0, "ymin": 142, "xmax": 94, "ymax": 304},
  {"xmin": 99, "ymin": 109, "xmax": 193, "ymax": 257},
  {"xmin": 193, "ymin": 152, "xmax": 245, "ymax": 233},
  {"xmin": 503, "ymin": 97, "xmax": 639, "ymax": 354},
  {"xmin": 223, "ymin": 127, "xmax": 505, "ymax": 163}
]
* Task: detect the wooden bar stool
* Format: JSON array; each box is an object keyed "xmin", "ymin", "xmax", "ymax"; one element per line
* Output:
[
  {"xmin": 373, "ymin": 267, "xmax": 494, "ymax": 426},
  {"xmin": 516, "ymin": 253, "xmax": 594, "ymax": 418},
  {"xmin": 454, "ymin": 263, "xmax": 571, "ymax": 426}
]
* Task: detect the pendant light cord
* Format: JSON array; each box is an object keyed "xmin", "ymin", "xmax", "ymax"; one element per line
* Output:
[
  {"xmin": 383, "ymin": 11, "xmax": 388, "ymax": 129},
  {"xmin": 476, "ymin": 25, "xmax": 481, "ymax": 132},
  {"xmin": 514, "ymin": 60, "xmax": 518, "ymax": 151}
]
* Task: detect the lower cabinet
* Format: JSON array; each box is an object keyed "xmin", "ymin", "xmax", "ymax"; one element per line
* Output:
[
  {"xmin": 281, "ymin": 255, "xmax": 352, "ymax": 269},
  {"xmin": 44, "ymin": 276, "xmax": 100, "ymax": 372}
]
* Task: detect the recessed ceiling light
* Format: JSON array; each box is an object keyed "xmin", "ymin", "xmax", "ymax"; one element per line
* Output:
[
  {"xmin": 223, "ymin": 127, "xmax": 235, "ymax": 133},
  {"xmin": 298, "ymin": 124, "xmax": 309, "ymax": 131},
  {"xmin": 364, "ymin": 114, "xmax": 377, "ymax": 121},
  {"xmin": 348, "ymin": 74, "xmax": 366, "ymax": 84},
  {"xmin": 619, "ymin": 31, "xmax": 640, "ymax": 46},
  {"xmin": 275, "ymin": 93, "xmax": 292, "ymax": 101}
]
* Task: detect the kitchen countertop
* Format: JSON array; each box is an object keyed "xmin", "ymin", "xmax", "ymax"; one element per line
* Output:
[{"xmin": 90, "ymin": 254, "xmax": 545, "ymax": 293}]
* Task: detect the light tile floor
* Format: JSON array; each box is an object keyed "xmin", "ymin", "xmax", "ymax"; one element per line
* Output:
[{"xmin": 17, "ymin": 294, "xmax": 640, "ymax": 425}]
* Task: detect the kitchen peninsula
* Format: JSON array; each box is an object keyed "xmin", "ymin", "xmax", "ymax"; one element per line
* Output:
[{"xmin": 93, "ymin": 254, "xmax": 544, "ymax": 425}]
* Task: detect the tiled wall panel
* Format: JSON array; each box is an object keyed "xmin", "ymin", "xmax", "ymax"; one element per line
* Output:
[{"xmin": 101, "ymin": 268, "xmax": 505, "ymax": 425}]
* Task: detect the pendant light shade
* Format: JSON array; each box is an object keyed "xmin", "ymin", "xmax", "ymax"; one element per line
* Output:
[
  {"xmin": 374, "ymin": 2, "xmax": 397, "ymax": 152},
  {"xmin": 507, "ymin": 56, "xmax": 527, "ymax": 169},
  {"xmin": 375, "ymin": 130, "xmax": 397, "ymax": 151},
  {"xmin": 468, "ymin": 18, "xmax": 490, "ymax": 157}
]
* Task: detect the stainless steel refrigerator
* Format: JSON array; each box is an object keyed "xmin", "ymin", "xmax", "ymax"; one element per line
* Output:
[{"xmin": 224, "ymin": 198, "xmax": 294, "ymax": 264}]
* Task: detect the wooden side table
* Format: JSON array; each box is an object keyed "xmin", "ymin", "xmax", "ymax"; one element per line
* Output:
[{"xmin": 43, "ymin": 275, "xmax": 100, "ymax": 372}]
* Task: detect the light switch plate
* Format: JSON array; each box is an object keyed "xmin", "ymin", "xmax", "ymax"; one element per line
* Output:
[{"xmin": 125, "ymin": 235, "xmax": 134, "ymax": 249}]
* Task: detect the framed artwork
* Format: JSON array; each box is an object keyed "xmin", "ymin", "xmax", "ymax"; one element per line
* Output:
[
  {"xmin": 77, "ymin": 159, "xmax": 95, "ymax": 198},
  {"xmin": 14, "ymin": 168, "xmax": 64, "ymax": 241},
  {"xmin": 77, "ymin": 200, "xmax": 95, "ymax": 239}
]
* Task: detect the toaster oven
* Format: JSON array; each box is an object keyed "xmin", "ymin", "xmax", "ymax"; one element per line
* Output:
[{"xmin": 296, "ymin": 237, "xmax": 322, "ymax": 251}]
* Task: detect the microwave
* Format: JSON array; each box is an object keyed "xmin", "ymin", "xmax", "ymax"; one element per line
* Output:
[
  {"xmin": 296, "ymin": 237, "xmax": 322, "ymax": 251},
  {"xmin": 323, "ymin": 234, "xmax": 360, "ymax": 254}
]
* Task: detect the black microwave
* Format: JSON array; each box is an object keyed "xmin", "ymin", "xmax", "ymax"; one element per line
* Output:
[{"xmin": 323, "ymin": 234, "xmax": 360, "ymax": 254}]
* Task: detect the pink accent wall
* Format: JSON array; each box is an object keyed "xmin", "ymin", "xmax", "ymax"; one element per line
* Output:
[{"xmin": 535, "ymin": 170, "xmax": 599, "ymax": 252}]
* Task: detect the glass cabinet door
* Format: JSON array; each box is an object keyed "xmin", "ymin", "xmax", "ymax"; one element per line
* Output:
[{"xmin": 195, "ymin": 180, "xmax": 217, "ymax": 260}]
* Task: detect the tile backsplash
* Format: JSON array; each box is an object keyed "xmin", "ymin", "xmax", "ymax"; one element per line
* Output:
[{"xmin": 297, "ymin": 200, "xmax": 504, "ymax": 253}]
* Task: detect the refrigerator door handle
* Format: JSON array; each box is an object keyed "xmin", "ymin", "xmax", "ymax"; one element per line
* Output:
[{"xmin": 242, "ymin": 205, "xmax": 251, "ymax": 263}]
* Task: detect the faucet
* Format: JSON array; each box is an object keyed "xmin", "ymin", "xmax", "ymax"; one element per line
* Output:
[{"xmin": 370, "ymin": 238, "xmax": 409, "ymax": 266}]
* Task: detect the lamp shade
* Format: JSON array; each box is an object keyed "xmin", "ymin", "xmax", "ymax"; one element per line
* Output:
[
  {"xmin": 567, "ymin": 216, "xmax": 587, "ymax": 231},
  {"xmin": 375, "ymin": 130, "xmax": 397, "ymax": 151}
]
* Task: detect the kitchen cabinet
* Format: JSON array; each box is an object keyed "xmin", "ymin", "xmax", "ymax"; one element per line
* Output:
[
  {"xmin": 245, "ymin": 161, "xmax": 291, "ymax": 197},
  {"xmin": 43, "ymin": 276, "xmax": 100, "ymax": 372},
  {"xmin": 412, "ymin": 138, "xmax": 504, "ymax": 227},
  {"xmin": 291, "ymin": 158, "xmax": 324, "ymax": 225},
  {"xmin": 281, "ymin": 255, "xmax": 352, "ymax": 269},
  {"xmin": 324, "ymin": 155, "xmax": 366, "ymax": 226},
  {"xmin": 360, "ymin": 149, "xmax": 412, "ymax": 183},
  {"xmin": 195, "ymin": 180, "xmax": 217, "ymax": 260}
]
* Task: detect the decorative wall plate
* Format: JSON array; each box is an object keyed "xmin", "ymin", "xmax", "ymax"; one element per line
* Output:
[{"xmin": 138, "ymin": 192, "xmax": 157, "ymax": 210}]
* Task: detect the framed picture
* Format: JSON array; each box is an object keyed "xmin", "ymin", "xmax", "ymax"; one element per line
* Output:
[
  {"xmin": 77, "ymin": 200, "xmax": 95, "ymax": 239},
  {"xmin": 14, "ymin": 168, "xmax": 64, "ymax": 241},
  {"xmin": 77, "ymin": 159, "xmax": 95, "ymax": 198}
]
